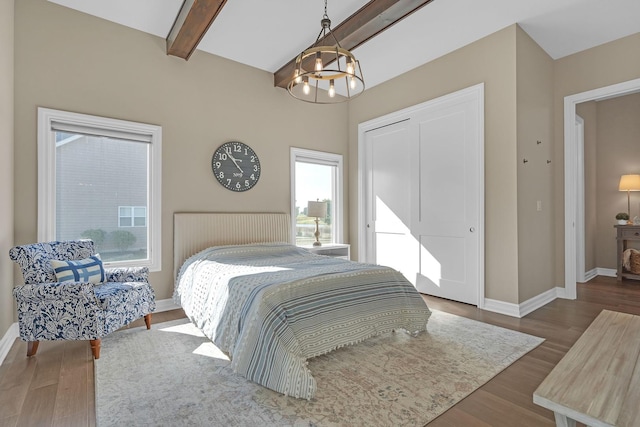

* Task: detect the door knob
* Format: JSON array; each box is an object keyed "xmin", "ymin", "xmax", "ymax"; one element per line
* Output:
[{"xmin": 469, "ymin": 227, "xmax": 475, "ymax": 233}]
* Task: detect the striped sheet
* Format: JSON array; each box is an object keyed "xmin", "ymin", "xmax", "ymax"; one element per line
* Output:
[{"xmin": 174, "ymin": 243, "xmax": 431, "ymax": 400}]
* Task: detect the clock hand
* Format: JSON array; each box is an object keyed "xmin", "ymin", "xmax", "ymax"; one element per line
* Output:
[{"xmin": 225, "ymin": 147, "xmax": 244, "ymax": 173}]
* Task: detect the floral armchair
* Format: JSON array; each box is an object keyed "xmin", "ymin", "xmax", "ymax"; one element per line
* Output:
[{"xmin": 9, "ymin": 240, "xmax": 156, "ymax": 359}]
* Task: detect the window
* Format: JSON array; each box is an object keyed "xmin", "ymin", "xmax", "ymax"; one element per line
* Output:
[
  {"xmin": 119, "ymin": 206, "xmax": 147, "ymax": 227},
  {"xmin": 290, "ymin": 148, "xmax": 343, "ymax": 246},
  {"xmin": 38, "ymin": 108, "xmax": 162, "ymax": 271}
]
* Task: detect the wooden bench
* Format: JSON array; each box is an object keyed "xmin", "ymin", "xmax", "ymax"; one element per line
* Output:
[{"xmin": 533, "ymin": 310, "xmax": 640, "ymax": 427}]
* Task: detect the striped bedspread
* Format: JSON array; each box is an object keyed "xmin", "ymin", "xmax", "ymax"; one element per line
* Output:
[{"xmin": 174, "ymin": 243, "xmax": 431, "ymax": 400}]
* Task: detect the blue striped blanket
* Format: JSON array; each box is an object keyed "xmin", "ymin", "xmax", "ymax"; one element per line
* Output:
[{"xmin": 174, "ymin": 243, "xmax": 431, "ymax": 400}]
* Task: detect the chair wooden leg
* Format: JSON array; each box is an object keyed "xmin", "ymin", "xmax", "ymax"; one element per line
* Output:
[
  {"xmin": 26, "ymin": 341, "xmax": 39, "ymax": 357},
  {"xmin": 90, "ymin": 339, "xmax": 101, "ymax": 359},
  {"xmin": 144, "ymin": 313, "xmax": 152, "ymax": 330}
]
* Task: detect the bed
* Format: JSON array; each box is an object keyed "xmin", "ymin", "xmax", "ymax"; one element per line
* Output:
[{"xmin": 173, "ymin": 212, "xmax": 431, "ymax": 400}]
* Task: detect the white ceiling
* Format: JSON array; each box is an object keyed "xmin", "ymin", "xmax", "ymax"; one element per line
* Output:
[{"xmin": 48, "ymin": 0, "xmax": 640, "ymax": 91}]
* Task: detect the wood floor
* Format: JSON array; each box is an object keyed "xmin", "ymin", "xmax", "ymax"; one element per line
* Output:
[{"xmin": 1, "ymin": 276, "xmax": 639, "ymax": 426}]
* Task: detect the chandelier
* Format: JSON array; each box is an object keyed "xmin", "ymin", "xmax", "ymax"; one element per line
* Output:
[{"xmin": 287, "ymin": 0, "xmax": 365, "ymax": 104}]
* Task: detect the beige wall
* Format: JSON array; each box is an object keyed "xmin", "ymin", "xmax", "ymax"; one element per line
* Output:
[
  {"xmin": 0, "ymin": 0, "xmax": 15, "ymax": 340},
  {"xmin": 11, "ymin": 1, "xmax": 640, "ymax": 314},
  {"xmin": 576, "ymin": 101, "xmax": 597, "ymax": 272},
  {"xmin": 576, "ymin": 93, "xmax": 640, "ymax": 270},
  {"xmin": 348, "ymin": 25, "xmax": 520, "ymax": 304},
  {"xmin": 515, "ymin": 26, "xmax": 555, "ymax": 302},
  {"xmin": 553, "ymin": 32, "xmax": 640, "ymax": 284},
  {"xmin": 14, "ymin": 0, "xmax": 349, "ymax": 301}
]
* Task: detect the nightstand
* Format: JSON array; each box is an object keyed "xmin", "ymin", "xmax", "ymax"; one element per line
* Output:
[
  {"xmin": 615, "ymin": 225, "xmax": 640, "ymax": 281},
  {"xmin": 303, "ymin": 244, "xmax": 350, "ymax": 260}
]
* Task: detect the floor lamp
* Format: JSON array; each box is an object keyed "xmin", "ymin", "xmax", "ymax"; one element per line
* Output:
[
  {"xmin": 619, "ymin": 174, "xmax": 640, "ymax": 219},
  {"xmin": 307, "ymin": 200, "xmax": 327, "ymax": 246}
]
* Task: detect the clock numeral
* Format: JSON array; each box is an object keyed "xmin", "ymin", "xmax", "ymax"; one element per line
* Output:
[
  {"xmin": 235, "ymin": 182, "xmax": 241, "ymax": 189},
  {"xmin": 218, "ymin": 172, "xmax": 224, "ymax": 179},
  {"xmin": 215, "ymin": 161, "xmax": 221, "ymax": 168},
  {"xmin": 245, "ymin": 180, "xmax": 250, "ymax": 187},
  {"xmin": 253, "ymin": 165, "xmax": 258, "ymax": 172},
  {"xmin": 226, "ymin": 179, "xmax": 231, "ymax": 186},
  {"xmin": 250, "ymin": 174, "xmax": 256, "ymax": 180},
  {"xmin": 233, "ymin": 144, "xmax": 242, "ymax": 153},
  {"xmin": 250, "ymin": 156, "xmax": 256, "ymax": 162},
  {"xmin": 218, "ymin": 153, "xmax": 227, "ymax": 161}
]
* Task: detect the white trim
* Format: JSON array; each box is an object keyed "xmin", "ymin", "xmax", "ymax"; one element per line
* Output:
[
  {"xmin": 584, "ymin": 268, "xmax": 598, "ymax": 282},
  {"xmin": 0, "ymin": 323, "xmax": 19, "ymax": 367},
  {"xmin": 575, "ymin": 115, "xmax": 586, "ymax": 283},
  {"xmin": 518, "ymin": 288, "xmax": 559, "ymax": 317},
  {"xmin": 290, "ymin": 147, "xmax": 344, "ymax": 244},
  {"xmin": 482, "ymin": 287, "xmax": 562, "ymax": 318},
  {"xmin": 596, "ymin": 267, "xmax": 617, "ymax": 278},
  {"xmin": 482, "ymin": 298, "xmax": 521, "ymax": 318},
  {"xmin": 564, "ymin": 78, "xmax": 640, "ymax": 301},
  {"xmin": 37, "ymin": 107, "xmax": 162, "ymax": 272},
  {"xmin": 357, "ymin": 83, "xmax": 485, "ymax": 307}
]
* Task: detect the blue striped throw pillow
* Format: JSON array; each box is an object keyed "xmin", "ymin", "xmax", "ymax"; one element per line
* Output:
[{"xmin": 50, "ymin": 255, "xmax": 105, "ymax": 284}]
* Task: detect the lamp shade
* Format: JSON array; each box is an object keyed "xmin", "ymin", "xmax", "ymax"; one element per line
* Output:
[
  {"xmin": 307, "ymin": 201, "xmax": 327, "ymax": 218},
  {"xmin": 619, "ymin": 174, "xmax": 640, "ymax": 191}
]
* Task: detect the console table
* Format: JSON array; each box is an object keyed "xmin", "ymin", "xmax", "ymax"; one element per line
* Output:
[
  {"xmin": 615, "ymin": 225, "xmax": 640, "ymax": 281},
  {"xmin": 533, "ymin": 310, "xmax": 640, "ymax": 427}
]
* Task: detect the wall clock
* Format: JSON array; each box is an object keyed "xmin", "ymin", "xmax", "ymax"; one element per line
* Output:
[{"xmin": 211, "ymin": 141, "xmax": 261, "ymax": 192}]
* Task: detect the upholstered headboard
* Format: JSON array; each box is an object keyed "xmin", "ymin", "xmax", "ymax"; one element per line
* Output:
[{"xmin": 173, "ymin": 212, "xmax": 292, "ymax": 279}]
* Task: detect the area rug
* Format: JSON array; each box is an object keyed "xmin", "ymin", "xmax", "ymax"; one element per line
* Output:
[{"xmin": 95, "ymin": 310, "xmax": 543, "ymax": 426}]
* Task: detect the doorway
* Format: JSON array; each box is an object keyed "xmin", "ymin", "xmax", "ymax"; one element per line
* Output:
[{"xmin": 564, "ymin": 77, "xmax": 640, "ymax": 299}]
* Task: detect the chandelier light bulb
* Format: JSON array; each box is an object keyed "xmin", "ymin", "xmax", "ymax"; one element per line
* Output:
[
  {"xmin": 328, "ymin": 79, "xmax": 335, "ymax": 97},
  {"xmin": 315, "ymin": 52, "xmax": 323, "ymax": 72},
  {"xmin": 294, "ymin": 69, "xmax": 301, "ymax": 84},
  {"xmin": 350, "ymin": 76, "xmax": 356, "ymax": 89},
  {"xmin": 303, "ymin": 77, "xmax": 310, "ymax": 95},
  {"xmin": 346, "ymin": 58, "xmax": 354, "ymax": 75}
]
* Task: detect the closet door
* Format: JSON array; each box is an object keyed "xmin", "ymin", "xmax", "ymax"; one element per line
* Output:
[
  {"xmin": 362, "ymin": 84, "xmax": 483, "ymax": 305},
  {"xmin": 364, "ymin": 119, "xmax": 419, "ymax": 284},
  {"xmin": 412, "ymin": 92, "xmax": 481, "ymax": 305}
]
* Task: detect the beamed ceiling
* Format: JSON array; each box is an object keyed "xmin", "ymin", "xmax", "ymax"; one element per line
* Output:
[{"xmin": 49, "ymin": 0, "xmax": 640, "ymax": 93}]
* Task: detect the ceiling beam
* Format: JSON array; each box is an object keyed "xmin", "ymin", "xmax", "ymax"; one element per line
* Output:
[
  {"xmin": 274, "ymin": 0, "xmax": 436, "ymax": 88},
  {"xmin": 166, "ymin": 0, "xmax": 228, "ymax": 60}
]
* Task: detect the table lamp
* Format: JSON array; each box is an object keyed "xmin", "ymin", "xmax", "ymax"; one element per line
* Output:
[
  {"xmin": 307, "ymin": 200, "xmax": 327, "ymax": 246},
  {"xmin": 619, "ymin": 174, "xmax": 640, "ymax": 218}
]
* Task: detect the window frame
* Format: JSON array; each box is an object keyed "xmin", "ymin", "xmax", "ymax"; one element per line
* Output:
[
  {"xmin": 290, "ymin": 147, "xmax": 343, "ymax": 245},
  {"xmin": 37, "ymin": 107, "xmax": 162, "ymax": 271}
]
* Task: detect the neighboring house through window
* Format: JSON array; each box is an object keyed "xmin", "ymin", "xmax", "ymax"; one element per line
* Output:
[
  {"xmin": 290, "ymin": 147, "xmax": 343, "ymax": 246},
  {"xmin": 119, "ymin": 206, "xmax": 147, "ymax": 227},
  {"xmin": 38, "ymin": 108, "xmax": 162, "ymax": 271}
]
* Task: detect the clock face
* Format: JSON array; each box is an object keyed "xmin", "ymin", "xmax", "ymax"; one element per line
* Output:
[{"xmin": 211, "ymin": 141, "xmax": 261, "ymax": 192}]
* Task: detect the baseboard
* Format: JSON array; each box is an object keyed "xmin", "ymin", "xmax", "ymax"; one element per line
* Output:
[
  {"xmin": 582, "ymin": 268, "xmax": 598, "ymax": 282},
  {"xmin": 518, "ymin": 287, "xmax": 559, "ymax": 317},
  {"xmin": 483, "ymin": 287, "xmax": 561, "ymax": 318},
  {"xmin": 155, "ymin": 298, "xmax": 181, "ymax": 313},
  {"xmin": 0, "ymin": 323, "xmax": 19, "ymax": 367},
  {"xmin": 482, "ymin": 299, "xmax": 521, "ymax": 317},
  {"xmin": 596, "ymin": 267, "xmax": 617, "ymax": 278}
]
